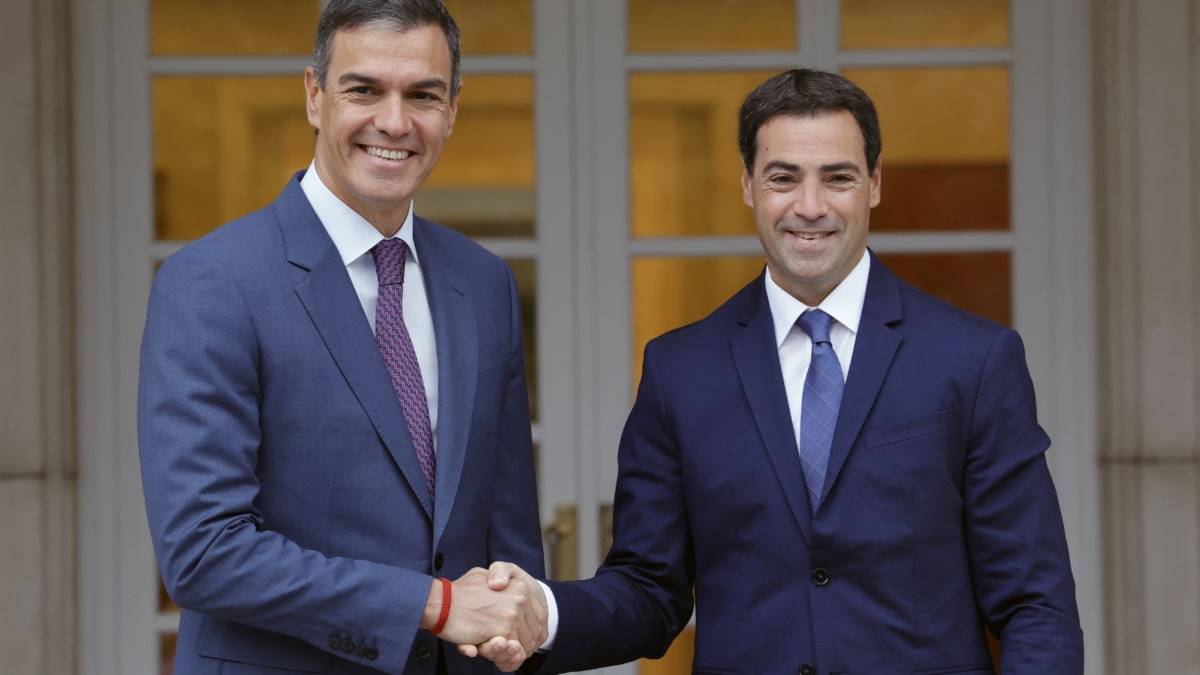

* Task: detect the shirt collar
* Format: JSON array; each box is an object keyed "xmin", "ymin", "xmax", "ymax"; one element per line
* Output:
[
  {"xmin": 765, "ymin": 249, "xmax": 871, "ymax": 349},
  {"xmin": 299, "ymin": 161, "xmax": 420, "ymax": 267}
]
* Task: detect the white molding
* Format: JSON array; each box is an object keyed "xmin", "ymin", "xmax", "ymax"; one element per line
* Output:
[
  {"xmin": 76, "ymin": 0, "xmax": 158, "ymax": 671},
  {"xmin": 586, "ymin": 0, "xmax": 632, "ymax": 579},
  {"xmin": 148, "ymin": 54, "xmax": 535, "ymax": 76},
  {"xmin": 533, "ymin": 0, "xmax": 582, "ymax": 533},
  {"xmin": 1044, "ymin": 1, "xmax": 1104, "ymax": 670},
  {"xmin": 1012, "ymin": 0, "xmax": 1104, "ymax": 672},
  {"xmin": 74, "ymin": 0, "xmax": 121, "ymax": 669}
]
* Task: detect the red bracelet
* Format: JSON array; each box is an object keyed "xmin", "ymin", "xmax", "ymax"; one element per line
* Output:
[{"xmin": 430, "ymin": 577, "xmax": 451, "ymax": 635}]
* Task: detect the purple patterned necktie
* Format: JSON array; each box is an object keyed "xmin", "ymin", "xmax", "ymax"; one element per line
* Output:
[
  {"xmin": 797, "ymin": 309, "xmax": 844, "ymax": 512},
  {"xmin": 372, "ymin": 239, "xmax": 435, "ymax": 498}
]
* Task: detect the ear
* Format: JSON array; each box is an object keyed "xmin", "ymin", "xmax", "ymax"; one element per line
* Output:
[
  {"xmin": 868, "ymin": 157, "xmax": 882, "ymax": 208},
  {"xmin": 304, "ymin": 67, "xmax": 322, "ymax": 130},
  {"xmin": 741, "ymin": 168, "xmax": 754, "ymax": 209}
]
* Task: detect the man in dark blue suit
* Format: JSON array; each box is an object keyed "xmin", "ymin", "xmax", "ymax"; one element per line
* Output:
[
  {"xmin": 488, "ymin": 69, "xmax": 1083, "ymax": 674},
  {"xmin": 138, "ymin": 1, "xmax": 547, "ymax": 673}
]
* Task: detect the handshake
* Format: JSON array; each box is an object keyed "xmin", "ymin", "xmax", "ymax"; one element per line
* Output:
[{"xmin": 422, "ymin": 562, "xmax": 547, "ymax": 672}]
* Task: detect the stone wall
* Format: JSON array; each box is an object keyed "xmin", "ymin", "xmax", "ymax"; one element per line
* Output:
[
  {"xmin": 1095, "ymin": 0, "xmax": 1200, "ymax": 672},
  {"xmin": 0, "ymin": 0, "xmax": 77, "ymax": 673}
]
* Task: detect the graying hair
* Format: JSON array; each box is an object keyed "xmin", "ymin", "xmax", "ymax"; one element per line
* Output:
[{"xmin": 312, "ymin": 0, "xmax": 461, "ymax": 97}]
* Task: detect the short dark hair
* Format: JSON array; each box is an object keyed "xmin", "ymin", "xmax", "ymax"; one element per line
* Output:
[
  {"xmin": 737, "ymin": 69, "xmax": 882, "ymax": 176},
  {"xmin": 312, "ymin": 0, "xmax": 461, "ymax": 97}
]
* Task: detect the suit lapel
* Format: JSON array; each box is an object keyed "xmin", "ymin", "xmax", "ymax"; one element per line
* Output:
[
  {"xmin": 821, "ymin": 253, "xmax": 903, "ymax": 503},
  {"xmin": 730, "ymin": 278, "xmax": 813, "ymax": 541},
  {"xmin": 280, "ymin": 175, "xmax": 435, "ymax": 520},
  {"xmin": 414, "ymin": 218, "xmax": 477, "ymax": 546}
]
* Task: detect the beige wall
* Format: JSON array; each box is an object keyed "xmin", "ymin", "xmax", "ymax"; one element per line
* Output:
[
  {"xmin": 1096, "ymin": 0, "xmax": 1200, "ymax": 672},
  {"xmin": 0, "ymin": 0, "xmax": 77, "ymax": 673}
]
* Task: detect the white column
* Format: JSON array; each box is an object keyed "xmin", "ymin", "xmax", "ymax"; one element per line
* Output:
[
  {"xmin": 0, "ymin": 0, "xmax": 77, "ymax": 673},
  {"xmin": 1096, "ymin": 0, "xmax": 1200, "ymax": 672}
]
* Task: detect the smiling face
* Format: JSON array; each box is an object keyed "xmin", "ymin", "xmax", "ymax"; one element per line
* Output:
[
  {"xmin": 742, "ymin": 110, "xmax": 881, "ymax": 306},
  {"xmin": 305, "ymin": 23, "xmax": 459, "ymax": 236}
]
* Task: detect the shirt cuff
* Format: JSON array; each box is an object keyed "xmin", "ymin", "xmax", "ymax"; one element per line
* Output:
[{"xmin": 536, "ymin": 580, "xmax": 559, "ymax": 651}]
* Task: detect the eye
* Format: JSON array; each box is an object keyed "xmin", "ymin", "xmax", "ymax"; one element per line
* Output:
[
  {"xmin": 410, "ymin": 90, "xmax": 445, "ymax": 106},
  {"xmin": 768, "ymin": 174, "xmax": 795, "ymax": 184}
]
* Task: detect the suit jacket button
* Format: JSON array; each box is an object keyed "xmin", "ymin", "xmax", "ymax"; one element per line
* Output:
[
  {"xmin": 357, "ymin": 643, "xmax": 369, "ymax": 657},
  {"xmin": 434, "ymin": 552, "xmax": 445, "ymax": 571},
  {"xmin": 417, "ymin": 642, "xmax": 435, "ymax": 661},
  {"xmin": 340, "ymin": 639, "xmax": 355, "ymax": 653},
  {"xmin": 811, "ymin": 568, "xmax": 830, "ymax": 586},
  {"xmin": 328, "ymin": 636, "xmax": 341, "ymax": 650},
  {"xmin": 799, "ymin": 663, "xmax": 816, "ymax": 675},
  {"xmin": 366, "ymin": 647, "xmax": 380, "ymax": 660}
]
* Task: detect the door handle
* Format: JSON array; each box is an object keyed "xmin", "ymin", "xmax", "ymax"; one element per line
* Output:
[{"xmin": 542, "ymin": 503, "xmax": 578, "ymax": 580}]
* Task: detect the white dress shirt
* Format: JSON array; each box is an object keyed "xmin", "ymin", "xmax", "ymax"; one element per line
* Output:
[
  {"xmin": 765, "ymin": 251, "xmax": 870, "ymax": 456},
  {"xmin": 300, "ymin": 163, "xmax": 440, "ymax": 451}
]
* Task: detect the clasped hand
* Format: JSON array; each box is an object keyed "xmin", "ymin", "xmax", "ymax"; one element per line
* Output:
[{"xmin": 432, "ymin": 562, "xmax": 545, "ymax": 672}]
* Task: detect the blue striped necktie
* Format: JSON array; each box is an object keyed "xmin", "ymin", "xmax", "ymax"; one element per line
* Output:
[{"xmin": 797, "ymin": 309, "xmax": 844, "ymax": 512}]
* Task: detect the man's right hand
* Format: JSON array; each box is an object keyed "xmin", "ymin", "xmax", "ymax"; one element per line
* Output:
[
  {"xmin": 463, "ymin": 562, "xmax": 548, "ymax": 672},
  {"xmin": 422, "ymin": 566, "xmax": 547, "ymax": 668}
]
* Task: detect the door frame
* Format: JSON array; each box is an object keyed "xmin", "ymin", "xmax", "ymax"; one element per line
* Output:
[{"xmin": 74, "ymin": 0, "xmax": 1102, "ymax": 673}]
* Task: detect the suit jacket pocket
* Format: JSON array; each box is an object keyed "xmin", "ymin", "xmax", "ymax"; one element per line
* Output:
[
  {"xmin": 864, "ymin": 409, "xmax": 949, "ymax": 450},
  {"xmin": 478, "ymin": 340, "xmax": 508, "ymax": 374},
  {"xmin": 197, "ymin": 616, "xmax": 331, "ymax": 672}
]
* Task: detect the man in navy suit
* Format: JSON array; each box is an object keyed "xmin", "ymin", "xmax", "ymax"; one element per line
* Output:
[
  {"xmin": 138, "ymin": 1, "xmax": 547, "ymax": 673},
  {"xmin": 487, "ymin": 69, "xmax": 1084, "ymax": 674}
]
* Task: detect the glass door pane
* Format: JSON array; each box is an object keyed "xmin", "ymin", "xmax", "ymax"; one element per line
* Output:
[
  {"xmin": 151, "ymin": 0, "xmax": 319, "ymax": 55},
  {"xmin": 153, "ymin": 76, "xmax": 315, "ymax": 240},
  {"xmin": 630, "ymin": 71, "xmax": 776, "ymax": 237},
  {"xmin": 445, "ymin": 0, "xmax": 533, "ymax": 54},
  {"xmin": 841, "ymin": 0, "xmax": 1010, "ymax": 49},
  {"xmin": 628, "ymin": 0, "xmax": 795, "ymax": 52}
]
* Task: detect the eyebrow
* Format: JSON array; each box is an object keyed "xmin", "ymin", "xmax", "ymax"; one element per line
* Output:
[
  {"xmin": 336, "ymin": 72, "xmax": 449, "ymax": 92},
  {"xmin": 337, "ymin": 72, "xmax": 382, "ymax": 87},
  {"xmin": 759, "ymin": 159, "xmax": 863, "ymax": 175}
]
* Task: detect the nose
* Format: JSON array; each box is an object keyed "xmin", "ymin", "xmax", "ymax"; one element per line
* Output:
[
  {"xmin": 792, "ymin": 180, "xmax": 828, "ymax": 221},
  {"xmin": 375, "ymin": 94, "xmax": 411, "ymax": 137}
]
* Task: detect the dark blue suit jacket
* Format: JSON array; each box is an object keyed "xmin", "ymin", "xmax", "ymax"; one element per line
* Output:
[
  {"xmin": 540, "ymin": 254, "xmax": 1082, "ymax": 674},
  {"xmin": 138, "ymin": 173, "xmax": 544, "ymax": 674}
]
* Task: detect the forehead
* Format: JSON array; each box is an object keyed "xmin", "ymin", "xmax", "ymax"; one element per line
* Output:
[
  {"xmin": 327, "ymin": 23, "xmax": 452, "ymax": 78},
  {"xmin": 753, "ymin": 111, "xmax": 867, "ymax": 168}
]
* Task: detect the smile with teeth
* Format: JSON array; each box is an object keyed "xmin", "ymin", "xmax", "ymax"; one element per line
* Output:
[
  {"xmin": 364, "ymin": 146, "xmax": 410, "ymax": 161},
  {"xmin": 792, "ymin": 231, "xmax": 831, "ymax": 240}
]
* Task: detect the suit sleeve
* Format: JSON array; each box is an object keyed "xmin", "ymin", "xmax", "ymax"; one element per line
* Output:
[
  {"xmin": 138, "ymin": 248, "xmax": 431, "ymax": 674},
  {"xmin": 486, "ymin": 264, "xmax": 546, "ymax": 574},
  {"xmin": 963, "ymin": 327, "xmax": 1084, "ymax": 673},
  {"xmin": 534, "ymin": 339, "xmax": 695, "ymax": 674}
]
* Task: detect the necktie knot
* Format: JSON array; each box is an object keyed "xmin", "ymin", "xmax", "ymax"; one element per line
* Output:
[
  {"xmin": 798, "ymin": 309, "xmax": 834, "ymax": 344},
  {"xmin": 373, "ymin": 238, "xmax": 408, "ymax": 287}
]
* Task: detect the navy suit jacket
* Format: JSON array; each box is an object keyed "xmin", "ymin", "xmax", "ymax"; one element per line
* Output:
[
  {"xmin": 540, "ymin": 254, "xmax": 1082, "ymax": 674},
  {"xmin": 138, "ymin": 173, "xmax": 544, "ymax": 675}
]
